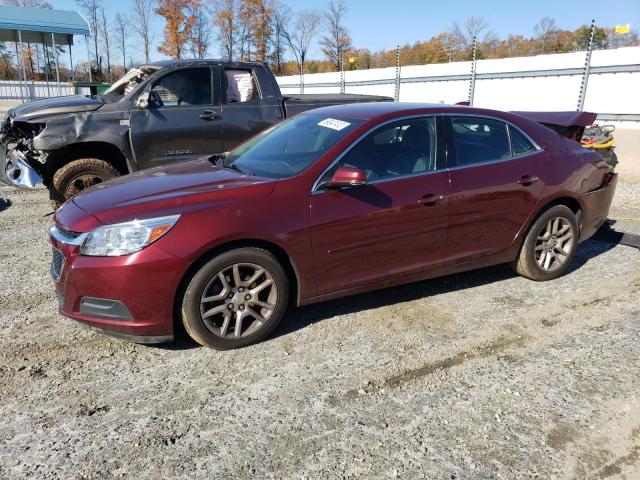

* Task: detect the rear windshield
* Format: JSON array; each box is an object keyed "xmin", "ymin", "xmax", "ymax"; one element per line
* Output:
[{"xmin": 224, "ymin": 114, "xmax": 364, "ymax": 179}]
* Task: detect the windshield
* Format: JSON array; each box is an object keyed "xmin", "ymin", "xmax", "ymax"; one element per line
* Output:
[
  {"xmin": 104, "ymin": 66, "xmax": 159, "ymax": 95},
  {"xmin": 223, "ymin": 114, "xmax": 364, "ymax": 179}
]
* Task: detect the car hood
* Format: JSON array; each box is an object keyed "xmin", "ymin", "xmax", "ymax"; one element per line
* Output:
[
  {"xmin": 71, "ymin": 158, "xmax": 278, "ymax": 225},
  {"xmin": 12, "ymin": 95, "xmax": 105, "ymax": 122}
]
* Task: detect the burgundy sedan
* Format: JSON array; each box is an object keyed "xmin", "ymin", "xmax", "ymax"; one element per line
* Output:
[{"xmin": 49, "ymin": 103, "xmax": 617, "ymax": 349}]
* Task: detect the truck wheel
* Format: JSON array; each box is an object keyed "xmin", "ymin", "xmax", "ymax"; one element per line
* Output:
[
  {"xmin": 181, "ymin": 248, "xmax": 290, "ymax": 350},
  {"xmin": 50, "ymin": 158, "xmax": 120, "ymax": 209}
]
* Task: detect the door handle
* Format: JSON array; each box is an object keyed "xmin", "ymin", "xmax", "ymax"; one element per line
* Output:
[
  {"xmin": 420, "ymin": 193, "xmax": 444, "ymax": 206},
  {"xmin": 516, "ymin": 175, "xmax": 539, "ymax": 186},
  {"xmin": 199, "ymin": 110, "xmax": 220, "ymax": 120}
]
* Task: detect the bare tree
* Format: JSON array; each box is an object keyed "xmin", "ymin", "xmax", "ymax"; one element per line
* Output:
[
  {"xmin": 76, "ymin": 0, "xmax": 103, "ymax": 78},
  {"xmin": 283, "ymin": 10, "xmax": 320, "ymax": 74},
  {"xmin": 212, "ymin": 0, "xmax": 237, "ymax": 60},
  {"xmin": 534, "ymin": 17, "xmax": 557, "ymax": 53},
  {"xmin": 450, "ymin": 16, "xmax": 489, "ymax": 50},
  {"xmin": 99, "ymin": 6, "xmax": 112, "ymax": 81},
  {"xmin": 237, "ymin": 0, "xmax": 254, "ymax": 60},
  {"xmin": 269, "ymin": 2, "xmax": 290, "ymax": 75},
  {"xmin": 114, "ymin": 13, "xmax": 130, "ymax": 71},
  {"xmin": 189, "ymin": 2, "xmax": 211, "ymax": 59},
  {"xmin": 132, "ymin": 0, "xmax": 154, "ymax": 63},
  {"xmin": 319, "ymin": 0, "xmax": 351, "ymax": 70}
]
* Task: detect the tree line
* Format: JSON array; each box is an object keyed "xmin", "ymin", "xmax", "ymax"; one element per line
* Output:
[{"xmin": 0, "ymin": 0, "xmax": 638, "ymax": 82}]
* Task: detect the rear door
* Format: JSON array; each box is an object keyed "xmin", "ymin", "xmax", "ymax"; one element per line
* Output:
[
  {"xmin": 309, "ymin": 116, "xmax": 450, "ymax": 294},
  {"xmin": 220, "ymin": 66, "xmax": 282, "ymax": 152},
  {"xmin": 130, "ymin": 66, "xmax": 222, "ymax": 170},
  {"xmin": 444, "ymin": 115, "xmax": 546, "ymax": 265}
]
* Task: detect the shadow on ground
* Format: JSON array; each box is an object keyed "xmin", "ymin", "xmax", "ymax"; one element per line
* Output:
[
  {"xmin": 130, "ymin": 232, "xmax": 627, "ymax": 350},
  {"xmin": 0, "ymin": 198, "xmax": 11, "ymax": 213}
]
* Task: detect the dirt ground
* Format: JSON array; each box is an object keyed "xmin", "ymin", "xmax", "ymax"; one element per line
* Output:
[{"xmin": 1, "ymin": 182, "xmax": 639, "ymax": 480}]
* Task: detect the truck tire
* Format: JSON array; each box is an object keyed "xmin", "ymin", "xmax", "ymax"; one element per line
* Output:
[{"xmin": 50, "ymin": 158, "xmax": 120, "ymax": 209}]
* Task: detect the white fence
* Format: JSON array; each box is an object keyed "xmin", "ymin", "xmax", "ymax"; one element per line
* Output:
[
  {"xmin": 0, "ymin": 81, "xmax": 86, "ymax": 100},
  {"xmin": 276, "ymin": 46, "xmax": 640, "ymax": 125}
]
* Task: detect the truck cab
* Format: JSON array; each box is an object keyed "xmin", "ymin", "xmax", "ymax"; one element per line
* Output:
[{"xmin": 0, "ymin": 59, "xmax": 390, "ymax": 208}]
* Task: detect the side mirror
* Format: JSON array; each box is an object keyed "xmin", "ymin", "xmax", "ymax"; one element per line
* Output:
[
  {"xmin": 321, "ymin": 166, "xmax": 367, "ymax": 189},
  {"xmin": 135, "ymin": 91, "xmax": 150, "ymax": 108}
]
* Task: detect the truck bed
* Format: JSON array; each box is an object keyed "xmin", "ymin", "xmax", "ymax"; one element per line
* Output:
[{"xmin": 283, "ymin": 93, "xmax": 392, "ymax": 117}]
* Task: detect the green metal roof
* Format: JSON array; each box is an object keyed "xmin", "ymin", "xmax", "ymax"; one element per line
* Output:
[{"xmin": 0, "ymin": 5, "xmax": 90, "ymax": 45}]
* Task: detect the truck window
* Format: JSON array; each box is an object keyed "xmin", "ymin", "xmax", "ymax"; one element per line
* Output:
[
  {"xmin": 149, "ymin": 68, "xmax": 212, "ymax": 107},
  {"xmin": 224, "ymin": 69, "xmax": 259, "ymax": 103}
]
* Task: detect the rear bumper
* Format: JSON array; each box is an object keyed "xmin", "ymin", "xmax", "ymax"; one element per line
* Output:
[{"xmin": 579, "ymin": 172, "xmax": 618, "ymax": 242}]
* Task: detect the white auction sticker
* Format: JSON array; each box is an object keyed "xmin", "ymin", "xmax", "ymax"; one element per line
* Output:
[{"xmin": 317, "ymin": 118, "xmax": 351, "ymax": 131}]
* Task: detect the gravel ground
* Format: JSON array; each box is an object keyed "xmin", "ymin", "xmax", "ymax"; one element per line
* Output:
[{"xmin": 1, "ymin": 182, "xmax": 639, "ymax": 480}]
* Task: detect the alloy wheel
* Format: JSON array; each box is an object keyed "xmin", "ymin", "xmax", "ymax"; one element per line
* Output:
[
  {"xmin": 199, "ymin": 263, "xmax": 278, "ymax": 338},
  {"xmin": 534, "ymin": 216, "xmax": 575, "ymax": 272}
]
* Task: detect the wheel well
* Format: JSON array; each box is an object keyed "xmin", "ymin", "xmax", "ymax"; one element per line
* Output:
[
  {"xmin": 172, "ymin": 239, "xmax": 300, "ymax": 338},
  {"xmin": 45, "ymin": 142, "xmax": 129, "ymax": 181}
]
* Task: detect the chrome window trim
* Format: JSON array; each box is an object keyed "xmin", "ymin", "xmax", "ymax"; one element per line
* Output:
[
  {"xmin": 445, "ymin": 149, "xmax": 541, "ymax": 172},
  {"xmin": 311, "ymin": 112, "xmax": 543, "ymax": 193},
  {"xmin": 311, "ymin": 114, "xmax": 440, "ymax": 194},
  {"xmin": 49, "ymin": 224, "xmax": 88, "ymax": 246}
]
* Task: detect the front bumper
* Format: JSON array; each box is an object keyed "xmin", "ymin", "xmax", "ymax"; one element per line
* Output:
[
  {"xmin": 0, "ymin": 144, "xmax": 43, "ymax": 188},
  {"xmin": 49, "ymin": 224, "xmax": 186, "ymax": 344}
]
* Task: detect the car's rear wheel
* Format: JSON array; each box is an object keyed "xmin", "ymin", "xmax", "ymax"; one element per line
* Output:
[
  {"xmin": 50, "ymin": 158, "xmax": 120, "ymax": 209},
  {"xmin": 513, "ymin": 205, "xmax": 579, "ymax": 281},
  {"xmin": 181, "ymin": 248, "xmax": 289, "ymax": 349}
]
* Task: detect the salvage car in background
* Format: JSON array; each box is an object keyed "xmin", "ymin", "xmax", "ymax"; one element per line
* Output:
[
  {"xmin": 0, "ymin": 59, "xmax": 390, "ymax": 207},
  {"xmin": 48, "ymin": 103, "xmax": 617, "ymax": 349}
]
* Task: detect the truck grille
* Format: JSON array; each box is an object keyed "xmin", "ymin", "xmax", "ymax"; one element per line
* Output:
[{"xmin": 51, "ymin": 247, "xmax": 65, "ymax": 282}]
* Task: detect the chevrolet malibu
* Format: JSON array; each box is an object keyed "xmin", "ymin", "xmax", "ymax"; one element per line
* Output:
[{"xmin": 49, "ymin": 103, "xmax": 617, "ymax": 349}]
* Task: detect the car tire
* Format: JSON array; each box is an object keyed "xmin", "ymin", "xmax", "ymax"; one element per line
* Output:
[
  {"xmin": 50, "ymin": 158, "xmax": 120, "ymax": 209},
  {"xmin": 181, "ymin": 248, "xmax": 290, "ymax": 350},
  {"xmin": 513, "ymin": 205, "xmax": 579, "ymax": 281}
]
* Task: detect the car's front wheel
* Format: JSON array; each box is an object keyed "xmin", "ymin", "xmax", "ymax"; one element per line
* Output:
[
  {"xmin": 513, "ymin": 205, "xmax": 579, "ymax": 281},
  {"xmin": 181, "ymin": 248, "xmax": 290, "ymax": 349}
]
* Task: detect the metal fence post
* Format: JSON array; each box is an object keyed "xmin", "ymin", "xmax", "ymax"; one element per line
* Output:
[
  {"xmin": 340, "ymin": 52, "xmax": 345, "ymax": 94},
  {"xmin": 468, "ymin": 36, "xmax": 477, "ymax": 106},
  {"xmin": 17, "ymin": 30, "xmax": 30, "ymax": 102},
  {"xmin": 299, "ymin": 61, "xmax": 304, "ymax": 94},
  {"xmin": 577, "ymin": 19, "xmax": 596, "ymax": 111},
  {"xmin": 394, "ymin": 45, "xmax": 401, "ymax": 102}
]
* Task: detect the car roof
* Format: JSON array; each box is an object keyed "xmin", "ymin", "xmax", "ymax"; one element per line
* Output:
[{"xmin": 301, "ymin": 102, "xmax": 490, "ymax": 120}]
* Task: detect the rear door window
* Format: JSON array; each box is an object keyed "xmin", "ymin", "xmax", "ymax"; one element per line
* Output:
[
  {"xmin": 224, "ymin": 69, "xmax": 259, "ymax": 103},
  {"xmin": 449, "ymin": 116, "xmax": 511, "ymax": 167},
  {"xmin": 509, "ymin": 125, "xmax": 537, "ymax": 156}
]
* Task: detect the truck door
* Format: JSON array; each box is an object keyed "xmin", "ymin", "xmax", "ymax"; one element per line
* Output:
[
  {"xmin": 220, "ymin": 66, "xmax": 283, "ymax": 152},
  {"xmin": 130, "ymin": 66, "xmax": 222, "ymax": 170}
]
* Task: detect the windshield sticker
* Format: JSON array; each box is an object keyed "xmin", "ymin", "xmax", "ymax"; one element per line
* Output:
[{"xmin": 318, "ymin": 118, "xmax": 351, "ymax": 131}]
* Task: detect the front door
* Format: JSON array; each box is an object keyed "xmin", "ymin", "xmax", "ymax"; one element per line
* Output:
[
  {"xmin": 444, "ymin": 115, "xmax": 546, "ymax": 265},
  {"xmin": 130, "ymin": 66, "xmax": 222, "ymax": 170},
  {"xmin": 310, "ymin": 116, "xmax": 450, "ymax": 294}
]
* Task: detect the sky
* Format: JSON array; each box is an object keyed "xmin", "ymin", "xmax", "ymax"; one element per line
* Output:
[{"xmin": 47, "ymin": 0, "xmax": 640, "ymax": 65}]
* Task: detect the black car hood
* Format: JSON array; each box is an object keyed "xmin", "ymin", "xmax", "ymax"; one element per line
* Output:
[{"xmin": 12, "ymin": 95, "xmax": 105, "ymax": 122}]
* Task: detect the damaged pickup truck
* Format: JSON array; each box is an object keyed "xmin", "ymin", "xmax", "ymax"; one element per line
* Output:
[{"xmin": 0, "ymin": 59, "xmax": 391, "ymax": 208}]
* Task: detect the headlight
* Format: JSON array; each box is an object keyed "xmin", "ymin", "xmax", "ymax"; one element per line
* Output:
[{"xmin": 80, "ymin": 214, "xmax": 180, "ymax": 256}]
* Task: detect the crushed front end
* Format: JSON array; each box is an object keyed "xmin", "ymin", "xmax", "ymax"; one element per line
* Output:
[{"xmin": 0, "ymin": 109, "xmax": 47, "ymax": 189}]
